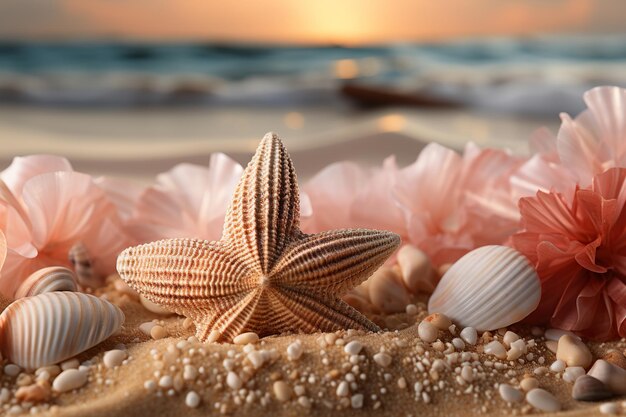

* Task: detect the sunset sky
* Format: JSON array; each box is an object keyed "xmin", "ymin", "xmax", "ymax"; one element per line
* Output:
[{"xmin": 0, "ymin": 0, "xmax": 625, "ymax": 44}]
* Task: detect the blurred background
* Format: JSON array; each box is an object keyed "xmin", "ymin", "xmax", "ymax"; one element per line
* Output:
[{"xmin": 1, "ymin": 0, "xmax": 625, "ymax": 180}]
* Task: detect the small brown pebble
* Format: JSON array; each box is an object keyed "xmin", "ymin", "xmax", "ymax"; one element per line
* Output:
[
  {"xmin": 520, "ymin": 377, "xmax": 539, "ymax": 392},
  {"xmin": 150, "ymin": 325, "xmax": 168, "ymax": 340},
  {"xmin": 273, "ymin": 380, "xmax": 292, "ymax": 402},
  {"xmin": 15, "ymin": 381, "xmax": 51, "ymax": 403},
  {"xmin": 327, "ymin": 369, "xmax": 341, "ymax": 379}
]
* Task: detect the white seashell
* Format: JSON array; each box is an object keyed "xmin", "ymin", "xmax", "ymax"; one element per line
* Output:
[
  {"xmin": 428, "ymin": 245, "xmax": 540, "ymax": 331},
  {"xmin": 0, "ymin": 292, "xmax": 124, "ymax": 369},
  {"xmin": 68, "ymin": 243, "xmax": 102, "ymax": 288},
  {"xmin": 14, "ymin": 267, "xmax": 77, "ymax": 299}
]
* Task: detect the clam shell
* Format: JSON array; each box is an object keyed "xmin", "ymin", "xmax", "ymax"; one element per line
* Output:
[
  {"xmin": 68, "ymin": 243, "xmax": 101, "ymax": 288},
  {"xmin": 427, "ymin": 245, "xmax": 540, "ymax": 331},
  {"xmin": 14, "ymin": 267, "xmax": 78, "ymax": 299},
  {"xmin": 0, "ymin": 292, "xmax": 124, "ymax": 369}
]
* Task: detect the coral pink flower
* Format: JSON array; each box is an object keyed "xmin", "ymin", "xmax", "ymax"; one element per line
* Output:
[
  {"xmin": 0, "ymin": 155, "xmax": 130, "ymax": 298},
  {"xmin": 126, "ymin": 154, "xmax": 244, "ymax": 243},
  {"xmin": 512, "ymin": 168, "xmax": 626, "ymax": 340},
  {"xmin": 393, "ymin": 143, "xmax": 523, "ymax": 265}
]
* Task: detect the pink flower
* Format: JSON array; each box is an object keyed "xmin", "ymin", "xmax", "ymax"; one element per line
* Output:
[
  {"xmin": 301, "ymin": 157, "xmax": 406, "ymax": 237},
  {"xmin": 393, "ymin": 143, "xmax": 523, "ymax": 265},
  {"xmin": 512, "ymin": 86, "xmax": 626, "ymax": 199},
  {"xmin": 512, "ymin": 168, "xmax": 626, "ymax": 340},
  {"xmin": 0, "ymin": 155, "xmax": 130, "ymax": 298},
  {"xmin": 125, "ymin": 154, "xmax": 244, "ymax": 243}
]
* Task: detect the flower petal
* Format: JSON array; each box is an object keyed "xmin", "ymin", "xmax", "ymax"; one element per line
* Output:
[
  {"xmin": 606, "ymin": 277, "xmax": 626, "ymax": 338},
  {"xmin": 302, "ymin": 161, "xmax": 367, "ymax": 232},
  {"xmin": 0, "ymin": 155, "xmax": 73, "ymax": 199},
  {"xmin": 583, "ymin": 86, "xmax": 626, "ymax": 163}
]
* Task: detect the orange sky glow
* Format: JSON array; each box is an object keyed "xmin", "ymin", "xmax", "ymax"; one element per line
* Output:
[{"xmin": 0, "ymin": 0, "xmax": 624, "ymax": 44}]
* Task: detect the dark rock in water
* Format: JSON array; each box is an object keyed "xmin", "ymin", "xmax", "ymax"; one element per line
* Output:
[{"xmin": 572, "ymin": 375, "xmax": 614, "ymax": 402}]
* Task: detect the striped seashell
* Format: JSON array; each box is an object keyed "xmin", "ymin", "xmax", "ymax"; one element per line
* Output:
[
  {"xmin": 0, "ymin": 292, "xmax": 124, "ymax": 369},
  {"xmin": 428, "ymin": 245, "xmax": 540, "ymax": 331},
  {"xmin": 68, "ymin": 243, "xmax": 101, "ymax": 288},
  {"xmin": 14, "ymin": 267, "xmax": 77, "ymax": 299}
]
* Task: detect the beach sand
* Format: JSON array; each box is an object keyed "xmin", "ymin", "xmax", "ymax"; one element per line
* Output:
[
  {"xmin": 0, "ymin": 105, "xmax": 558, "ymax": 181},
  {"xmin": 1, "ymin": 275, "xmax": 619, "ymax": 417}
]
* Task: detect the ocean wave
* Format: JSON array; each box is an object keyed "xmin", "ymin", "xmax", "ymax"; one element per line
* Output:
[{"xmin": 1, "ymin": 36, "xmax": 626, "ymax": 112}]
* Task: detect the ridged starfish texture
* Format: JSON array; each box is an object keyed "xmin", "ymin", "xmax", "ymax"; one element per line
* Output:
[{"xmin": 117, "ymin": 133, "xmax": 401, "ymax": 343}]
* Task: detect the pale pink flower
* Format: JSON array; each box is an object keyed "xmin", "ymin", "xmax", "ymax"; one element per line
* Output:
[
  {"xmin": 393, "ymin": 143, "xmax": 523, "ymax": 265},
  {"xmin": 512, "ymin": 168, "xmax": 626, "ymax": 341},
  {"xmin": 301, "ymin": 156, "xmax": 406, "ymax": 237},
  {"xmin": 0, "ymin": 155, "xmax": 129, "ymax": 298},
  {"xmin": 512, "ymin": 86, "xmax": 626, "ymax": 199},
  {"xmin": 126, "ymin": 154, "xmax": 244, "ymax": 243}
]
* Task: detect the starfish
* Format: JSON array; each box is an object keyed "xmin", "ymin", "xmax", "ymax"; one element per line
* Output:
[{"xmin": 117, "ymin": 133, "xmax": 400, "ymax": 342}]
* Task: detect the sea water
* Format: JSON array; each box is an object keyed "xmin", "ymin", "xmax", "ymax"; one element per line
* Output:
[{"xmin": 1, "ymin": 35, "xmax": 625, "ymax": 115}]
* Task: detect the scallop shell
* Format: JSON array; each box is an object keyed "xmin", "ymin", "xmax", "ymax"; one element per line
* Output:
[
  {"xmin": 0, "ymin": 291, "xmax": 125, "ymax": 369},
  {"xmin": 14, "ymin": 267, "xmax": 78, "ymax": 299},
  {"xmin": 68, "ymin": 243, "xmax": 101, "ymax": 288},
  {"xmin": 428, "ymin": 245, "xmax": 540, "ymax": 331}
]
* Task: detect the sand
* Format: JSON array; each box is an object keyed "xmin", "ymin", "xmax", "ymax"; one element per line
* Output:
[
  {"xmin": 0, "ymin": 105, "xmax": 557, "ymax": 182},
  {"xmin": 1, "ymin": 277, "xmax": 622, "ymax": 417}
]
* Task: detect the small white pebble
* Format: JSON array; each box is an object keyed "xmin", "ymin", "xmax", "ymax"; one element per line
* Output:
[
  {"xmin": 484, "ymin": 341, "xmax": 507, "ymax": 359},
  {"xmin": 53, "ymin": 369, "xmax": 88, "ymax": 393},
  {"xmin": 185, "ymin": 391, "xmax": 201, "ymax": 408},
  {"xmin": 499, "ymin": 383, "xmax": 523, "ymax": 403},
  {"xmin": 550, "ymin": 360, "xmax": 566, "ymax": 373},
  {"xmin": 4, "ymin": 364, "xmax": 20, "ymax": 377},
  {"xmin": 526, "ymin": 388, "xmax": 561, "ymax": 412},
  {"xmin": 418, "ymin": 321, "xmax": 438, "ymax": 343},
  {"xmin": 144, "ymin": 380, "xmax": 156, "ymax": 391},
  {"xmin": 405, "ymin": 304, "xmax": 418, "ymax": 315},
  {"xmin": 159, "ymin": 375, "xmax": 173, "ymax": 388},
  {"xmin": 226, "ymin": 372, "xmax": 242, "ymax": 390},
  {"xmin": 563, "ymin": 366, "xmax": 585, "ymax": 383},
  {"xmin": 183, "ymin": 365, "xmax": 198, "ymax": 381},
  {"xmin": 599, "ymin": 402, "xmax": 620, "ymax": 415},
  {"xmin": 351, "ymin": 393, "xmax": 364, "ymax": 409},
  {"xmin": 502, "ymin": 331, "xmax": 520, "ymax": 347},
  {"xmin": 336, "ymin": 381, "xmax": 350, "ymax": 397},
  {"xmin": 373, "ymin": 352, "xmax": 392, "ymax": 368},
  {"xmin": 344, "ymin": 341, "xmax": 363, "ymax": 356},
  {"xmin": 452, "ymin": 338, "xmax": 465, "ymax": 350},
  {"xmin": 233, "ymin": 332, "xmax": 259, "ymax": 345},
  {"xmin": 460, "ymin": 327, "xmax": 477, "ymax": 345},
  {"xmin": 287, "ymin": 341, "xmax": 303, "ymax": 361},
  {"xmin": 246, "ymin": 351, "xmax": 265, "ymax": 369},
  {"xmin": 461, "ymin": 366, "xmax": 474, "ymax": 382},
  {"xmin": 103, "ymin": 349, "xmax": 127, "ymax": 368}
]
